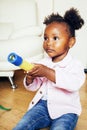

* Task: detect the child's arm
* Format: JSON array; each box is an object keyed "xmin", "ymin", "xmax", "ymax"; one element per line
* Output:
[
  {"xmin": 24, "ymin": 75, "xmax": 43, "ymax": 91},
  {"xmin": 27, "ymin": 63, "xmax": 56, "ymax": 83}
]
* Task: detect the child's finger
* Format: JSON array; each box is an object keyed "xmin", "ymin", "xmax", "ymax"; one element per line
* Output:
[{"xmin": 24, "ymin": 71, "xmax": 29, "ymax": 74}]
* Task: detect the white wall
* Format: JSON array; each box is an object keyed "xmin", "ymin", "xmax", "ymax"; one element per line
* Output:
[
  {"xmin": 36, "ymin": 0, "xmax": 87, "ymax": 68},
  {"xmin": 36, "ymin": 0, "xmax": 53, "ymax": 27}
]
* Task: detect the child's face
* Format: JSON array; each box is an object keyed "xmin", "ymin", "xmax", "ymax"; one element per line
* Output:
[{"xmin": 43, "ymin": 22, "xmax": 75, "ymax": 62}]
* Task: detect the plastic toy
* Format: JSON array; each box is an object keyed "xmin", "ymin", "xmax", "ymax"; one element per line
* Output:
[
  {"xmin": 0, "ymin": 105, "xmax": 11, "ymax": 111},
  {"xmin": 7, "ymin": 52, "xmax": 34, "ymax": 71}
]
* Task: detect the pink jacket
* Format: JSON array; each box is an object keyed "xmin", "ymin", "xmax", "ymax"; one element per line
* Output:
[{"xmin": 24, "ymin": 53, "xmax": 85, "ymax": 119}]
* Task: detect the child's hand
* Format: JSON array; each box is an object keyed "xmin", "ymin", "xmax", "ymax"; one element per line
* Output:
[
  {"xmin": 28, "ymin": 63, "xmax": 55, "ymax": 83},
  {"xmin": 28, "ymin": 63, "xmax": 48, "ymax": 77},
  {"xmin": 25, "ymin": 74, "xmax": 34, "ymax": 85}
]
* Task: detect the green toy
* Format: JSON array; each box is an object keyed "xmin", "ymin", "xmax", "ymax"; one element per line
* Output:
[{"xmin": 0, "ymin": 105, "xmax": 11, "ymax": 111}]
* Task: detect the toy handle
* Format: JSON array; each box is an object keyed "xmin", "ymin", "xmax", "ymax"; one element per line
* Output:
[{"xmin": 8, "ymin": 52, "xmax": 34, "ymax": 71}]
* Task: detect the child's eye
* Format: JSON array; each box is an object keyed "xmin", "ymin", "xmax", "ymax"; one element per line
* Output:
[
  {"xmin": 44, "ymin": 36, "xmax": 48, "ymax": 41},
  {"xmin": 53, "ymin": 36, "xmax": 58, "ymax": 40}
]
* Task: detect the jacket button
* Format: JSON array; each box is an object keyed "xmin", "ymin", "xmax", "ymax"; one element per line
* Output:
[
  {"xmin": 32, "ymin": 101, "xmax": 34, "ymax": 104},
  {"xmin": 40, "ymin": 91, "xmax": 42, "ymax": 94}
]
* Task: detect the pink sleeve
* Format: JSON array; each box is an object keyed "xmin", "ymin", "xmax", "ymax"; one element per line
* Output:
[
  {"xmin": 53, "ymin": 63, "xmax": 86, "ymax": 92},
  {"xmin": 23, "ymin": 77, "xmax": 43, "ymax": 91}
]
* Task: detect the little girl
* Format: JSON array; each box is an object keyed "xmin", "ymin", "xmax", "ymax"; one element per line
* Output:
[{"xmin": 13, "ymin": 8, "xmax": 86, "ymax": 130}]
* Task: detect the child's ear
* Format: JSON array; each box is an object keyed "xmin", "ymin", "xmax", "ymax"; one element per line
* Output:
[{"xmin": 69, "ymin": 37, "xmax": 76, "ymax": 48}]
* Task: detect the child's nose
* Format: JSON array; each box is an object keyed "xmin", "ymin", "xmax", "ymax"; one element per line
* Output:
[{"xmin": 47, "ymin": 39, "xmax": 53, "ymax": 46}]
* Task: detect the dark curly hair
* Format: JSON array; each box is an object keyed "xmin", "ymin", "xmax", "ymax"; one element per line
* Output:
[{"xmin": 43, "ymin": 8, "xmax": 84, "ymax": 37}]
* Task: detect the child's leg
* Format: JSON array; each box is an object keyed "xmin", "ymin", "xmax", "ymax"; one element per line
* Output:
[
  {"xmin": 50, "ymin": 113, "xmax": 78, "ymax": 130},
  {"xmin": 13, "ymin": 100, "xmax": 51, "ymax": 130}
]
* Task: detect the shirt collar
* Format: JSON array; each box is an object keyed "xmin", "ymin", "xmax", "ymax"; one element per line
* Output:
[{"xmin": 50, "ymin": 52, "xmax": 73, "ymax": 68}]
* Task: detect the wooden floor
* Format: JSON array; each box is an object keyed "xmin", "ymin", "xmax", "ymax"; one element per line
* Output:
[{"xmin": 0, "ymin": 70, "xmax": 87, "ymax": 130}]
